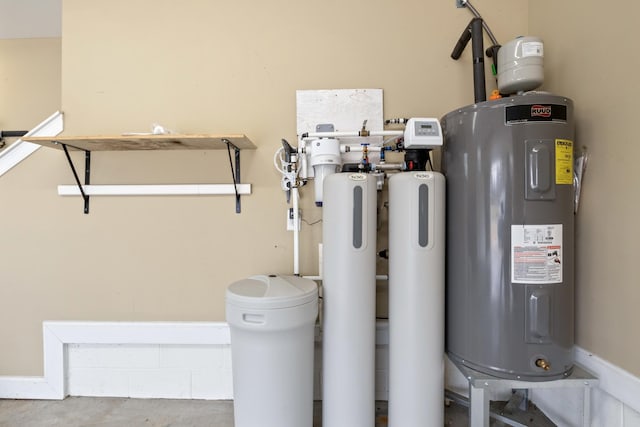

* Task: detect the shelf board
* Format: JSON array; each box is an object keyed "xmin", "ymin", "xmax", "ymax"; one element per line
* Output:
[{"xmin": 22, "ymin": 134, "xmax": 255, "ymax": 151}]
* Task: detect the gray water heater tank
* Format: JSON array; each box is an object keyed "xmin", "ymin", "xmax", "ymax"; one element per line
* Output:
[{"xmin": 441, "ymin": 93, "xmax": 575, "ymax": 381}]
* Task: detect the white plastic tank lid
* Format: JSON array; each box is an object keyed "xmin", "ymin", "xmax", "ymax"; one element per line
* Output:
[{"xmin": 226, "ymin": 275, "xmax": 318, "ymax": 310}]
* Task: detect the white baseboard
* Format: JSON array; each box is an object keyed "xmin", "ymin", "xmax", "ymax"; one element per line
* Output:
[
  {"xmin": 0, "ymin": 321, "xmax": 386, "ymax": 401},
  {"xmin": 0, "ymin": 321, "xmax": 229, "ymax": 400},
  {"xmin": 1, "ymin": 320, "xmax": 639, "ymax": 427},
  {"xmin": 498, "ymin": 346, "xmax": 640, "ymax": 427},
  {"xmin": 574, "ymin": 346, "xmax": 640, "ymax": 412},
  {"xmin": 0, "ymin": 324, "xmax": 64, "ymax": 399}
]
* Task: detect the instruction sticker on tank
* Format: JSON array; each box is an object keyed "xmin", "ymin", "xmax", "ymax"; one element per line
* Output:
[
  {"xmin": 522, "ymin": 41, "xmax": 544, "ymax": 57},
  {"xmin": 511, "ymin": 224, "xmax": 563, "ymax": 284},
  {"xmin": 555, "ymin": 139, "xmax": 573, "ymax": 184}
]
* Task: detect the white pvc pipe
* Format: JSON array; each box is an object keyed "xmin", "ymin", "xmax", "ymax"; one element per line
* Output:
[
  {"xmin": 58, "ymin": 184, "xmax": 251, "ymax": 196},
  {"xmin": 303, "ymin": 130, "xmax": 402, "ymax": 139},
  {"xmin": 372, "ymin": 163, "xmax": 403, "ymax": 171},
  {"xmin": 340, "ymin": 145, "xmax": 383, "ymax": 153},
  {"xmin": 293, "ymin": 187, "xmax": 300, "ymax": 275}
]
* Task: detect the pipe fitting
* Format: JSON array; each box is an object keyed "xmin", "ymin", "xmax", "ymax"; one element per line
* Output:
[{"xmin": 535, "ymin": 358, "xmax": 551, "ymax": 371}]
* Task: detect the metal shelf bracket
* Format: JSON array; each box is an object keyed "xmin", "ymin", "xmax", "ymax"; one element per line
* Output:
[
  {"xmin": 61, "ymin": 143, "xmax": 91, "ymax": 214},
  {"xmin": 223, "ymin": 138, "xmax": 242, "ymax": 213}
]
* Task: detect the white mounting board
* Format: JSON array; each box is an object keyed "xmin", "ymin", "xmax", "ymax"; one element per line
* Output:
[
  {"xmin": 296, "ymin": 89, "xmax": 384, "ymax": 163},
  {"xmin": 296, "ymin": 88, "xmax": 383, "ymax": 135}
]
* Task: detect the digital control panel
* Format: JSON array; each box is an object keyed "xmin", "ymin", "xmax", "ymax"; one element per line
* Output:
[{"xmin": 403, "ymin": 118, "xmax": 443, "ymax": 149}]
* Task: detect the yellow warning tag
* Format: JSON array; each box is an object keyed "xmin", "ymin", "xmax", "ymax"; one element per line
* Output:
[{"xmin": 555, "ymin": 139, "xmax": 573, "ymax": 184}]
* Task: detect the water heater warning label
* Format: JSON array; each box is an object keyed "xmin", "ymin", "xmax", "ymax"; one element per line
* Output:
[
  {"xmin": 511, "ymin": 224, "xmax": 563, "ymax": 284},
  {"xmin": 555, "ymin": 139, "xmax": 573, "ymax": 184}
]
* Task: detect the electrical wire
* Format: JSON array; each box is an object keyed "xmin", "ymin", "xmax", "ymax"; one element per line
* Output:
[
  {"xmin": 301, "ymin": 218, "xmax": 322, "ymax": 226},
  {"xmin": 427, "ymin": 152, "xmax": 434, "ymax": 171},
  {"xmin": 273, "ymin": 146, "xmax": 286, "ymax": 174},
  {"xmin": 383, "ymin": 135, "xmax": 401, "ymax": 146},
  {"xmin": 274, "ymin": 145, "xmax": 301, "ymax": 178}
]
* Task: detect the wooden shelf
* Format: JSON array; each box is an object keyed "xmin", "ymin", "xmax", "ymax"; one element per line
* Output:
[
  {"xmin": 22, "ymin": 133, "xmax": 256, "ymax": 214},
  {"xmin": 22, "ymin": 134, "xmax": 255, "ymax": 151}
]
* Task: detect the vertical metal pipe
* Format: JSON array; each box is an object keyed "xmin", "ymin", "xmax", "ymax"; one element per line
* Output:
[{"xmin": 471, "ymin": 18, "xmax": 486, "ymax": 103}]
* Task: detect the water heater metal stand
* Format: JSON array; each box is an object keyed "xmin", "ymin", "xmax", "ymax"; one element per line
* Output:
[{"xmin": 452, "ymin": 361, "xmax": 598, "ymax": 427}]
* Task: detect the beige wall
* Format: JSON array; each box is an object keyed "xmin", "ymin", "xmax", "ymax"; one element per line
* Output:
[
  {"xmin": 0, "ymin": 38, "xmax": 60, "ymax": 131},
  {"xmin": 6, "ymin": 0, "xmax": 638, "ymax": 382},
  {"xmin": 530, "ymin": 2, "xmax": 640, "ymax": 377},
  {"xmin": 5, "ymin": 0, "xmax": 639, "ymax": 382},
  {"xmin": 2, "ymin": 0, "xmax": 532, "ymax": 376},
  {"xmin": 0, "ymin": 38, "xmax": 61, "ymax": 376}
]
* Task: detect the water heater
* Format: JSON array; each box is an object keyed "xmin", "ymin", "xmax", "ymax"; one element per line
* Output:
[
  {"xmin": 322, "ymin": 173, "xmax": 377, "ymax": 427},
  {"xmin": 442, "ymin": 93, "xmax": 575, "ymax": 380},
  {"xmin": 388, "ymin": 171, "xmax": 445, "ymax": 426}
]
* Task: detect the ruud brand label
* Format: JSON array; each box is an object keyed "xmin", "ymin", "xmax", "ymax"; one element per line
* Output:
[
  {"xmin": 531, "ymin": 105, "xmax": 552, "ymax": 117},
  {"xmin": 505, "ymin": 104, "xmax": 567, "ymax": 124}
]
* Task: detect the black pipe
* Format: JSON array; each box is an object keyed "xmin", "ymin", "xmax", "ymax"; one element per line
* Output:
[
  {"xmin": 450, "ymin": 18, "xmax": 487, "ymax": 103},
  {"xmin": 0, "ymin": 130, "xmax": 28, "ymax": 138},
  {"xmin": 471, "ymin": 18, "xmax": 486, "ymax": 103},
  {"xmin": 450, "ymin": 24, "xmax": 472, "ymax": 60}
]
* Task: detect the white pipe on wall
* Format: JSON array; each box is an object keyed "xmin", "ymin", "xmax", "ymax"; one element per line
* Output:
[
  {"xmin": 57, "ymin": 184, "xmax": 251, "ymax": 196},
  {"xmin": 303, "ymin": 130, "xmax": 402, "ymax": 139},
  {"xmin": 340, "ymin": 145, "xmax": 383, "ymax": 153},
  {"xmin": 293, "ymin": 187, "xmax": 300, "ymax": 275}
]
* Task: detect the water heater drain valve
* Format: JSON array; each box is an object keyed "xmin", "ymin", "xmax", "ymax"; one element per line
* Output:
[{"xmin": 535, "ymin": 358, "xmax": 551, "ymax": 371}]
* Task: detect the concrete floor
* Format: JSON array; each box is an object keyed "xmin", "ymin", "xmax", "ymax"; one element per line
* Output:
[{"xmin": 0, "ymin": 397, "xmax": 555, "ymax": 426}]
